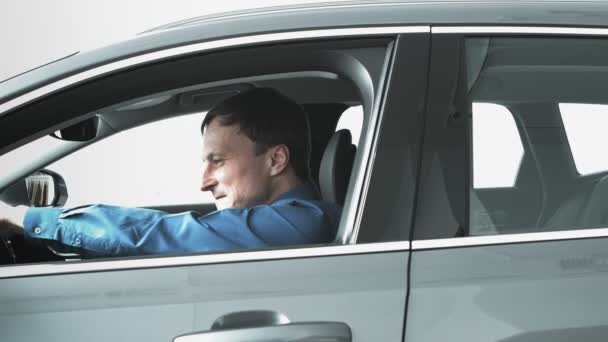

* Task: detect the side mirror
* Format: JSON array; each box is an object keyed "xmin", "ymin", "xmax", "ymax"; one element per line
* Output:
[
  {"xmin": 0, "ymin": 170, "xmax": 68, "ymax": 207},
  {"xmin": 25, "ymin": 170, "xmax": 68, "ymax": 207}
]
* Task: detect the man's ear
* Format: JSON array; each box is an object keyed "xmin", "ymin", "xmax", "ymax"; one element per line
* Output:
[{"xmin": 268, "ymin": 144, "xmax": 290, "ymax": 176}]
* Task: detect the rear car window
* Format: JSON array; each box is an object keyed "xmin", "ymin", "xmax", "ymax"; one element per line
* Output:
[
  {"xmin": 472, "ymin": 103, "xmax": 524, "ymax": 188},
  {"xmin": 462, "ymin": 37, "xmax": 608, "ymax": 237},
  {"xmin": 560, "ymin": 103, "xmax": 608, "ymax": 175}
]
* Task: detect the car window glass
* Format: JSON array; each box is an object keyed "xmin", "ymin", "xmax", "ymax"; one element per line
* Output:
[
  {"xmin": 47, "ymin": 113, "xmax": 212, "ymax": 207},
  {"xmin": 560, "ymin": 103, "xmax": 608, "ymax": 175},
  {"xmin": 472, "ymin": 102, "xmax": 523, "ymax": 188},
  {"xmin": 0, "ymin": 135, "xmax": 70, "ymax": 185},
  {"xmin": 0, "ymin": 36, "xmax": 396, "ymax": 266},
  {"xmin": 459, "ymin": 37, "xmax": 608, "ymax": 238},
  {"xmin": 336, "ymin": 105, "xmax": 363, "ymax": 146}
]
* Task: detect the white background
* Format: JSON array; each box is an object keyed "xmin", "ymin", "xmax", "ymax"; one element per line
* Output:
[{"xmin": 0, "ymin": 0, "xmax": 348, "ymax": 81}]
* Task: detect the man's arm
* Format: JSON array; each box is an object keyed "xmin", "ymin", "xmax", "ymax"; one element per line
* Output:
[
  {"xmin": 20, "ymin": 204, "xmax": 228, "ymax": 256},
  {"xmin": 17, "ymin": 200, "xmax": 339, "ymax": 257}
]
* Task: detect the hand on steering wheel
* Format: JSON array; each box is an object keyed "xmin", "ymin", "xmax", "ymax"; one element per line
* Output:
[
  {"xmin": 0, "ymin": 201, "xmax": 25, "ymax": 264},
  {"xmin": 0, "ymin": 201, "xmax": 27, "ymax": 238},
  {"xmin": 0, "ymin": 202, "xmax": 73, "ymax": 264}
]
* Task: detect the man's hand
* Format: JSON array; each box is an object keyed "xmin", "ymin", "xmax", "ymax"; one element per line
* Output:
[{"xmin": 0, "ymin": 202, "xmax": 27, "ymax": 238}]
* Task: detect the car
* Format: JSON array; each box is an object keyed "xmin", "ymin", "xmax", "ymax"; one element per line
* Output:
[{"xmin": 2, "ymin": 0, "xmax": 608, "ymax": 341}]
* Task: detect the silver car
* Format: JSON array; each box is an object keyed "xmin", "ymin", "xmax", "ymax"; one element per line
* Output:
[{"xmin": 2, "ymin": 1, "xmax": 608, "ymax": 341}]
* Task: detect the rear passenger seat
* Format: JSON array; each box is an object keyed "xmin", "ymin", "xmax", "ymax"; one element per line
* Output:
[
  {"xmin": 544, "ymin": 174, "xmax": 608, "ymax": 231},
  {"xmin": 469, "ymin": 191, "xmax": 499, "ymax": 236}
]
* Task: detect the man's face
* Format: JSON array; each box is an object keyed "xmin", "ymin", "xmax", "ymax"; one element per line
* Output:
[{"xmin": 200, "ymin": 119, "xmax": 273, "ymax": 210}]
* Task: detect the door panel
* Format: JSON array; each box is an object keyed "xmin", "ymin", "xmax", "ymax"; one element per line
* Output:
[
  {"xmin": 407, "ymin": 29, "xmax": 608, "ymax": 342},
  {"xmin": 0, "ymin": 251, "xmax": 408, "ymax": 342},
  {"xmin": 0, "ymin": 29, "xmax": 430, "ymax": 342},
  {"xmin": 406, "ymin": 239, "xmax": 608, "ymax": 342}
]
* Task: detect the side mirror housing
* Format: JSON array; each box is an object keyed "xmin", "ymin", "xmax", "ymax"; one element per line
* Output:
[
  {"xmin": 0, "ymin": 169, "xmax": 68, "ymax": 207},
  {"xmin": 25, "ymin": 170, "xmax": 68, "ymax": 207}
]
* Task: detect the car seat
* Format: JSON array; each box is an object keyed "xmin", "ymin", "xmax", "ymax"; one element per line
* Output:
[
  {"xmin": 544, "ymin": 174, "xmax": 608, "ymax": 231},
  {"xmin": 319, "ymin": 129, "xmax": 356, "ymax": 206}
]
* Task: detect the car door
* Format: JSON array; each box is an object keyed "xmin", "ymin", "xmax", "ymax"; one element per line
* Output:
[
  {"xmin": 406, "ymin": 26, "xmax": 608, "ymax": 342},
  {"xmin": 0, "ymin": 28, "xmax": 429, "ymax": 342}
]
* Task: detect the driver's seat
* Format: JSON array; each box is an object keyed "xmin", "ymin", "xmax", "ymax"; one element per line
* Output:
[{"xmin": 319, "ymin": 129, "xmax": 356, "ymax": 206}]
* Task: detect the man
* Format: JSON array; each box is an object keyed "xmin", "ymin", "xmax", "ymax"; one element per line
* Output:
[{"xmin": 0, "ymin": 88, "xmax": 341, "ymax": 257}]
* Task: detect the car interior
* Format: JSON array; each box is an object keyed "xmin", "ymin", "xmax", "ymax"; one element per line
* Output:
[
  {"xmin": 0, "ymin": 67, "xmax": 372, "ymax": 264},
  {"xmin": 0, "ymin": 36, "xmax": 396, "ymax": 264},
  {"xmin": 467, "ymin": 37, "xmax": 608, "ymax": 237},
  {"xmin": 411, "ymin": 36, "xmax": 608, "ymax": 240}
]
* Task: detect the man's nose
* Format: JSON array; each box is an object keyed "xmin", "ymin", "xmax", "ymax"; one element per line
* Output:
[{"xmin": 200, "ymin": 165, "xmax": 217, "ymax": 192}]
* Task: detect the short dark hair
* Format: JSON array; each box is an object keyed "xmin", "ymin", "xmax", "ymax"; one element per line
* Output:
[{"xmin": 201, "ymin": 88, "xmax": 312, "ymax": 181}]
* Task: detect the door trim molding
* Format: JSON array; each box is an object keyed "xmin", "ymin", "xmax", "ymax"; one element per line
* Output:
[
  {"xmin": 413, "ymin": 228, "xmax": 608, "ymax": 251},
  {"xmin": 0, "ymin": 241, "xmax": 410, "ymax": 279},
  {"xmin": 433, "ymin": 26, "xmax": 608, "ymax": 35}
]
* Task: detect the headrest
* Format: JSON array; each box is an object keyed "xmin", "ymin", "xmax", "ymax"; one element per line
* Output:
[{"xmin": 319, "ymin": 129, "xmax": 356, "ymax": 206}]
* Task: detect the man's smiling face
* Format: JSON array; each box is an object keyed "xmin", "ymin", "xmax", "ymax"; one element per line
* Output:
[{"xmin": 200, "ymin": 118, "xmax": 273, "ymax": 210}]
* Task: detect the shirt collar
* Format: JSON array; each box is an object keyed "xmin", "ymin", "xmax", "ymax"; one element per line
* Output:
[{"xmin": 274, "ymin": 182, "xmax": 320, "ymax": 202}]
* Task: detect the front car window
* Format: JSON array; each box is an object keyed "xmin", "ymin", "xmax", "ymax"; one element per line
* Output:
[
  {"xmin": 47, "ymin": 113, "xmax": 211, "ymax": 207},
  {"xmin": 0, "ymin": 35, "xmax": 396, "ymax": 264},
  {"xmin": 336, "ymin": 105, "xmax": 363, "ymax": 147}
]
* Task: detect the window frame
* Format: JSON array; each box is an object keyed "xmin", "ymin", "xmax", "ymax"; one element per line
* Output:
[
  {"xmin": 0, "ymin": 26, "xmax": 428, "ymax": 278},
  {"xmin": 355, "ymin": 33, "xmax": 431, "ymax": 244},
  {"xmin": 412, "ymin": 26, "xmax": 608, "ymax": 251}
]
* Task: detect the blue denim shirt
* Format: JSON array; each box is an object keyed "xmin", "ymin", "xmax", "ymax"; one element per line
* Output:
[{"xmin": 23, "ymin": 184, "xmax": 341, "ymax": 256}]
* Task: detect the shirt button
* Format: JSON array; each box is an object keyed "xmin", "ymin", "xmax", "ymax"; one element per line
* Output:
[
  {"xmin": 74, "ymin": 238, "xmax": 81, "ymax": 245},
  {"xmin": 34, "ymin": 227, "xmax": 42, "ymax": 234}
]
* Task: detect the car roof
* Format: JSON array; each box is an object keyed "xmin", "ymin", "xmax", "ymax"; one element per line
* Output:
[
  {"xmin": 142, "ymin": 0, "xmax": 608, "ymax": 33},
  {"xmin": 2, "ymin": 0, "xmax": 608, "ymax": 106}
]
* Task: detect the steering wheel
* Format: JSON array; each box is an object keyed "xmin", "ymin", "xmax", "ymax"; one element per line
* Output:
[{"xmin": 0, "ymin": 230, "xmax": 65, "ymax": 265}]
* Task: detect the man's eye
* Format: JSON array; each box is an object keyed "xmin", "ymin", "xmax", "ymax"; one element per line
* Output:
[{"xmin": 212, "ymin": 159, "xmax": 224, "ymax": 166}]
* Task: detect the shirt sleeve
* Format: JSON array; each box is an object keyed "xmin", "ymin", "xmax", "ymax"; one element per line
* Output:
[{"xmin": 22, "ymin": 200, "xmax": 338, "ymax": 256}]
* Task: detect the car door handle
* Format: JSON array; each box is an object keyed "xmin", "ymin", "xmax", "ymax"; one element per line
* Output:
[{"xmin": 173, "ymin": 310, "xmax": 351, "ymax": 342}]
